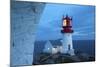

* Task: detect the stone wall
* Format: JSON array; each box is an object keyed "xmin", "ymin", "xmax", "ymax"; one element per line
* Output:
[{"xmin": 10, "ymin": 1, "xmax": 45, "ymax": 66}]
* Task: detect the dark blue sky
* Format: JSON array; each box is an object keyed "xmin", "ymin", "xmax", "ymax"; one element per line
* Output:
[{"xmin": 36, "ymin": 3, "xmax": 95, "ymax": 40}]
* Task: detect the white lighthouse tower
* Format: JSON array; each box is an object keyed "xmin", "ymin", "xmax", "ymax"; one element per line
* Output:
[{"xmin": 61, "ymin": 15, "xmax": 75, "ymax": 56}]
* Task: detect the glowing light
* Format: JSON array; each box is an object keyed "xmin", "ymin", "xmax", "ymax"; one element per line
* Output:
[
  {"xmin": 63, "ymin": 19, "xmax": 67, "ymax": 26},
  {"xmin": 48, "ymin": 48, "xmax": 50, "ymax": 50}
]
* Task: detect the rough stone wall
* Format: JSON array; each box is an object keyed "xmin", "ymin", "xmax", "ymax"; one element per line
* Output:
[{"xmin": 10, "ymin": 1, "xmax": 45, "ymax": 66}]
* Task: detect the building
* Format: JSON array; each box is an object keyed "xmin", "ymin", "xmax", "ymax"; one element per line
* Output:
[
  {"xmin": 33, "ymin": 39, "xmax": 62, "ymax": 64},
  {"xmin": 61, "ymin": 15, "xmax": 75, "ymax": 55}
]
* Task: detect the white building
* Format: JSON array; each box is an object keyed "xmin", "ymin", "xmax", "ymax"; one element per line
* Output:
[{"xmin": 61, "ymin": 15, "xmax": 75, "ymax": 55}]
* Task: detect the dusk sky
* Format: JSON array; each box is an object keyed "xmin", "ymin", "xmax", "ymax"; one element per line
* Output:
[{"xmin": 35, "ymin": 3, "xmax": 95, "ymax": 40}]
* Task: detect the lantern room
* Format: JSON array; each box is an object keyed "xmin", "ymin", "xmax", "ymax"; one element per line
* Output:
[
  {"xmin": 61, "ymin": 15, "xmax": 73, "ymax": 33},
  {"xmin": 62, "ymin": 15, "xmax": 72, "ymax": 27}
]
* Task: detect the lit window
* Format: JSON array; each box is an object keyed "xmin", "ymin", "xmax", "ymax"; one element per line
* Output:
[
  {"xmin": 63, "ymin": 19, "xmax": 67, "ymax": 26},
  {"xmin": 48, "ymin": 48, "xmax": 50, "ymax": 50}
]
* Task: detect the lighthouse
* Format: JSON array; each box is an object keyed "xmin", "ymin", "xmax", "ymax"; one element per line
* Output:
[{"xmin": 61, "ymin": 15, "xmax": 75, "ymax": 56}]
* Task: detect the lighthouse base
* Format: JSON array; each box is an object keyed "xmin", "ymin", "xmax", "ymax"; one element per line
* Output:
[
  {"xmin": 61, "ymin": 48, "xmax": 75, "ymax": 56},
  {"xmin": 67, "ymin": 49, "xmax": 75, "ymax": 56}
]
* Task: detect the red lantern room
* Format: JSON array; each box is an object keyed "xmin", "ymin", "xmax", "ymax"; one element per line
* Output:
[{"xmin": 61, "ymin": 15, "xmax": 73, "ymax": 33}]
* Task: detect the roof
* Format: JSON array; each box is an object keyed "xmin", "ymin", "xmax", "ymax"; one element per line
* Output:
[{"xmin": 34, "ymin": 39, "xmax": 62, "ymax": 47}]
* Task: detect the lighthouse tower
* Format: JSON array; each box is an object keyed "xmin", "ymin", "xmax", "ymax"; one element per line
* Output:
[{"xmin": 61, "ymin": 15, "xmax": 75, "ymax": 56}]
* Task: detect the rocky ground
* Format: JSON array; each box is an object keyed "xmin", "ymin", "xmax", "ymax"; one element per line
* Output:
[{"xmin": 32, "ymin": 52, "xmax": 95, "ymax": 65}]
